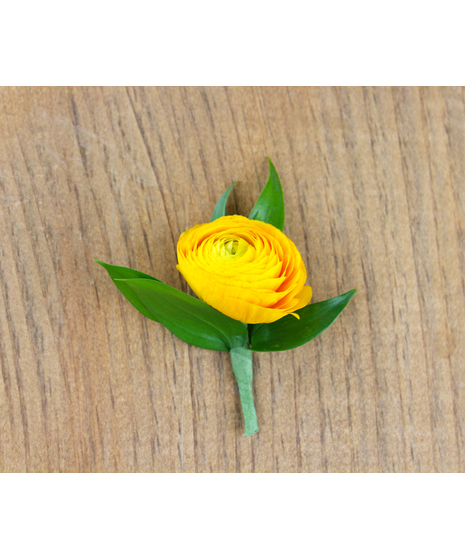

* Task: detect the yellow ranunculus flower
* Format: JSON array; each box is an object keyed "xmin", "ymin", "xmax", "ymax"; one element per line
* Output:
[{"xmin": 176, "ymin": 215, "xmax": 312, "ymax": 324}]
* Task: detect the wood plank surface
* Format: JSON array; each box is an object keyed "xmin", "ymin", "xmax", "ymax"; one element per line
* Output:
[{"xmin": 0, "ymin": 86, "xmax": 463, "ymax": 473}]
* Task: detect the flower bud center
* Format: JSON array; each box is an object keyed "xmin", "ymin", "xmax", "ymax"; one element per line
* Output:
[
  {"xmin": 224, "ymin": 239, "xmax": 239, "ymax": 255},
  {"xmin": 213, "ymin": 236, "xmax": 248, "ymax": 259}
]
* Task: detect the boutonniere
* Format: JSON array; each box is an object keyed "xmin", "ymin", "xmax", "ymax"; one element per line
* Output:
[{"xmin": 97, "ymin": 160, "xmax": 355, "ymax": 437}]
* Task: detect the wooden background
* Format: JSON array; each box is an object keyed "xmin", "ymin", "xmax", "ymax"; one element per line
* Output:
[{"xmin": 0, "ymin": 87, "xmax": 463, "ymax": 473}]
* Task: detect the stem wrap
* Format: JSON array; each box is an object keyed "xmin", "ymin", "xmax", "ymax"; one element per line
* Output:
[{"xmin": 230, "ymin": 347, "xmax": 258, "ymax": 437}]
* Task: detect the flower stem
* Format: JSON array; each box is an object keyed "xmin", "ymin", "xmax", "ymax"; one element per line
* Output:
[{"xmin": 230, "ymin": 346, "xmax": 258, "ymax": 437}]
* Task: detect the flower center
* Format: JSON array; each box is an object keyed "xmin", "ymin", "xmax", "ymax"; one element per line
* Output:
[
  {"xmin": 223, "ymin": 239, "xmax": 239, "ymax": 256},
  {"xmin": 212, "ymin": 235, "xmax": 250, "ymax": 259}
]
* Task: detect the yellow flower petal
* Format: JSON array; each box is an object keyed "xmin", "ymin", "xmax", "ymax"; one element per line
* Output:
[{"xmin": 177, "ymin": 215, "xmax": 312, "ymax": 324}]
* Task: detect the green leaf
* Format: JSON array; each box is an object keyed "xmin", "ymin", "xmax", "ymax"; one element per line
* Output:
[
  {"xmin": 230, "ymin": 347, "xmax": 258, "ymax": 437},
  {"xmin": 211, "ymin": 182, "xmax": 237, "ymax": 221},
  {"xmin": 95, "ymin": 261, "xmax": 161, "ymax": 322},
  {"xmin": 250, "ymin": 289, "xmax": 356, "ymax": 352},
  {"xmin": 96, "ymin": 261, "xmax": 248, "ymax": 351},
  {"xmin": 249, "ymin": 158, "xmax": 285, "ymax": 231}
]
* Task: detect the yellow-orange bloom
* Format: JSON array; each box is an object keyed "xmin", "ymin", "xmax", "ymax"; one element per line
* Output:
[{"xmin": 176, "ymin": 215, "xmax": 312, "ymax": 324}]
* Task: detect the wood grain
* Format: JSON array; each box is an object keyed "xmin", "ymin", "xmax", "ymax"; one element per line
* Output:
[{"xmin": 0, "ymin": 87, "xmax": 463, "ymax": 473}]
